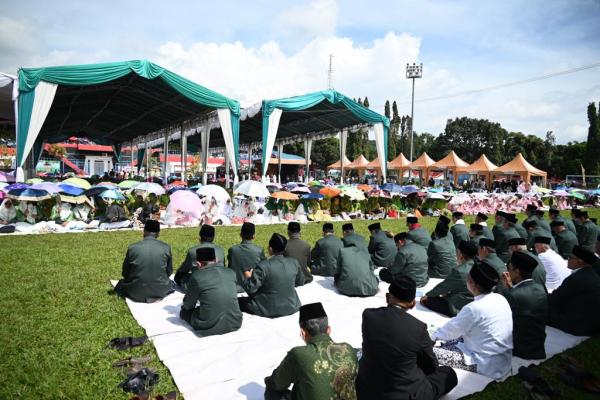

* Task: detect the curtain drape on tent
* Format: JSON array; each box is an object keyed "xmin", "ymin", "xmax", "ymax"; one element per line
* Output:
[
  {"xmin": 16, "ymin": 81, "xmax": 57, "ymax": 181},
  {"xmin": 261, "ymin": 108, "xmax": 283, "ymax": 178},
  {"xmin": 217, "ymin": 108, "xmax": 239, "ymax": 184},
  {"xmin": 372, "ymin": 122, "xmax": 387, "ymax": 181},
  {"xmin": 113, "ymin": 143, "xmax": 122, "ymax": 163},
  {"xmin": 136, "ymin": 148, "xmax": 145, "ymax": 173},
  {"xmin": 340, "ymin": 130, "xmax": 348, "ymax": 184},
  {"xmin": 201, "ymin": 119, "xmax": 211, "ymax": 185}
]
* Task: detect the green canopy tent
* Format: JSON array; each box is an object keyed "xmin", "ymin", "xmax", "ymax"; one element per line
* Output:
[
  {"xmin": 237, "ymin": 90, "xmax": 390, "ymax": 183},
  {"xmin": 15, "ymin": 60, "xmax": 240, "ymax": 182}
]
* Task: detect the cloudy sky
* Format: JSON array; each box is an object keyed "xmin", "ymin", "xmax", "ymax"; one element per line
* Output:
[{"xmin": 2, "ymin": 0, "xmax": 599, "ymax": 143}]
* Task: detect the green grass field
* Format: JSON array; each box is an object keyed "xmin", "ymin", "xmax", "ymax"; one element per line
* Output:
[{"xmin": 1, "ymin": 211, "xmax": 599, "ymax": 399}]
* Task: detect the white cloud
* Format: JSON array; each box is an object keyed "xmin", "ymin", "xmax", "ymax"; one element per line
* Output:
[{"xmin": 271, "ymin": 0, "xmax": 339, "ymax": 48}]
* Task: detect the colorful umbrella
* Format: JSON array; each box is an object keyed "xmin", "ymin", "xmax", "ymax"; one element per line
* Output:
[
  {"xmin": 197, "ymin": 184, "xmax": 230, "ymax": 202},
  {"xmin": 60, "ymin": 194, "xmax": 93, "ymax": 206},
  {"xmin": 367, "ymin": 189, "xmax": 390, "ymax": 198},
  {"xmin": 340, "ymin": 187, "xmax": 366, "ymax": 201},
  {"xmin": 290, "ymin": 186, "xmax": 311, "ymax": 194},
  {"xmin": 381, "ymin": 183, "xmax": 402, "ymax": 193},
  {"xmin": 31, "ymin": 182, "xmax": 62, "ymax": 194},
  {"xmin": 97, "ymin": 181, "xmax": 118, "ymax": 187},
  {"xmin": 167, "ymin": 190, "xmax": 203, "ymax": 218},
  {"xmin": 4, "ymin": 183, "xmax": 28, "ymax": 191},
  {"xmin": 357, "ymin": 184, "xmax": 372, "ymax": 192},
  {"xmin": 234, "ymin": 180, "xmax": 270, "ymax": 198},
  {"xmin": 100, "ymin": 189, "xmax": 126, "ymax": 201},
  {"xmin": 301, "ymin": 193, "xmax": 324, "ymax": 200},
  {"xmin": 133, "ymin": 182, "xmax": 166, "ymax": 195},
  {"xmin": 270, "ymin": 191, "xmax": 299, "ymax": 200},
  {"xmin": 85, "ymin": 185, "xmax": 115, "ymax": 197},
  {"xmin": 308, "ymin": 181, "xmax": 324, "ymax": 187},
  {"xmin": 170, "ymin": 180, "xmax": 187, "ymax": 186},
  {"xmin": 63, "ymin": 177, "xmax": 91, "ymax": 189},
  {"xmin": 319, "ymin": 187, "xmax": 341, "ymax": 198},
  {"xmin": 58, "ymin": 183, "xmax": 85, "ymax": 196},
  {"xmin": 26, "ymin": 178, "xmax": 43, "ymax": 184},
  {"xmin": 118, "ymin": 180, "xmax": 141, "ymax": 189},
  {"xmin": 7, "ymin": 188, "xmax": 51, "ymax": 201},
  {"xmin": 0, "ymin": 171, "xmax": 15, "ymax": 183}
]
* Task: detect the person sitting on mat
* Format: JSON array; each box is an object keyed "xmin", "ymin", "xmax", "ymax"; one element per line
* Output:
[
  {"xmin": 310, "ymin": 222, "xmax": 344, "ymax": 277},
  {"xmin": 264, "ymin": 302, "xmax": 358, "ymax": 400},
  {"xmin": 180, "ymin": 247, "xmax": 242, "ymax": 336},
  {"xmin": 379, "ymin": 232, "xmax": 429, "ymax": 287},
  {"xmin": 432, "ymin": 261, "xmax": 513, "ymax": 379},
  {"xmin": 115, "ymin": 220, "xmax": 174, "ymax": 303},
  {"xmin": 407, "ymin": 216, "xmax": 432, "ymax": 248},
  {"xmin": 367, "ymin": 222, "xmax": 396, "ymax": 269},
  {"xmin": 420, "ymin": 240, "xmax": 477, "ymax": 317},
  {"xmin": 227, "ymin": 222, "xmax": 266, "ymax": 292},
  {"xmin": 239, "ymin": 233, "xmax": 304, "ymax": 318}
]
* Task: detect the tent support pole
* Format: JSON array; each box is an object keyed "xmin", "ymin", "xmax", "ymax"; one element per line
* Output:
[
  {"xmin": 248, "ymin": 144, "xmax": 253, "ymax": 179},
  {"xmin": 277, "ymin": 143, "xmax": 283, "ymax": 184},
  {"xmin": 225, "ymin": 150, "xmax": 230, "ymax": 188},
  {"xmin": 145, "ymin": 139, "xmax": 150, "ymax": 179},
  {"xmin": 181, "ymin": 125, "xmax": 187, "ymax": 183},
  {"xmin": 163, "ymin": 132, "xmax": 169, "ymax": 184},
  {"xmin": 304, "ymin": 137, "xmax": 312, "ymax": 183}
]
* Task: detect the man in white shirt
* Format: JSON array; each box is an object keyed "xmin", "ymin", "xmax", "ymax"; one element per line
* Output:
[
  {"xmin": 432, "ymin": 261, "xmax": 513, "ymax": 379},
  {"xmin": 534, "ymin": 236, "xmax": 571, "ymax": 292}
]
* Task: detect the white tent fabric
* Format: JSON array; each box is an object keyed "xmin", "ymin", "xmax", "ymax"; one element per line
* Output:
[
  {"xmin": 201, "ymin": 118, "xmax": 211, "ymax": 185},
  {"xmin": 16, "ymin": 81, "xmax": 58, "ymax": 181},
  {"xmin": 217, "ymin": 108, "xmax": 239, "ymax": 185},
  {"xmin": 112, "ymin": 275, "xmax": 588, "ymax": 400},
  {"xmin": 372, "ymin": 122, "xmax": 387, "ymax": 182},
  {"xmin": 262, "ymin": 108, "xmax": 283, "ymax": 179}
]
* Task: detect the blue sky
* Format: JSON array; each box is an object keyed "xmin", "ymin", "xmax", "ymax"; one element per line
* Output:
[{"xmin": 2, "ymin": 0, "xmax": 599, "ymax": 143}]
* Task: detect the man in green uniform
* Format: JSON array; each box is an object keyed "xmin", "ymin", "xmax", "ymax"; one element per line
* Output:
[
  {"xmin": 498, "ymin": 252, "xmax": 547, "ymax": 360},
  {"xmin": 549, "ymin": 208, "xmax": 577, "ymax": 236},
  {"xmin": 115, "ymin": 220, "xmax": 174, "ymax": 303},
  {"xmin": 576, "ymin": 211, "xmax": 597, "ymax": 252},
  {"xmin": 227, "ymin": 222, "xmax": 266, "ymax": 292},
  {"xmin": 450, "ymin": 211, "xmax": 469, "ymax": 248},
  {"xmin": 469, "ymin": 223, "xmax": 485, "ymax": 247},
  {"xmin": 524, "ymin": 220, "xmax": 558, "ymax": 254},
  {"xmin": 478, "ymin": 238, "xmax": 506, "ymax": 276},
  {"xmin": 499, "ymin": 214, "xmax": 522, "ymax": 262},
  {"xmin": 571, "ymin": 207, "xmax": 583, "ymax": 236},
  {"xmin": 175, "ymin": 224, "xmax": 225, "ymax": 292},
  {"xmin": 341, "ymin": 222, "xmax": 367, "ymax": 251},
  {"xmin": 380, "ymin": 232, "xmax": 429, "ymax": 287},
  {"xmin": 407, "ymin": 216, "xmax": 432, "ymax": 248},
  {"xmin": 420, "ymin": 240, "xmax": 477, "ymax": 317},
  {"xmin": 335, "ymin": 241, "xmax": 379, "ymax": 297},
  {"xmin": 311, "ymin": 223, "xmax": 344, "ymax": 276},
  {"xmin": 284, "ymin": 222, "xmax": 313, "ymax": 285},
  {"xmin": 523, "ymin": 204, "xmax": 539, "ymax": 227},
  {"xmin": 514, "ymin": 216, "xmax": 529, "ymax": 240},
  {"xmin": 548, "ymin": 246, "xmax": 600, "ymax": 336},
  {"xmin": 264, "ymin": 302, "xmax": 358, "ymax": 400},
  {"xmin": 368, "ymin": 222, "xmax": 397, "ymax": 268},
  {"xmin": 179, "ymin": 247, "xmax": 243, "ymax": 336},
  {"xmin": 475, "ymin": 212, "xmax": 494, "ymax": 240},
  {"xmin": 427, "ymin": 223, "xmax": 457, "ymax": 279},
  {"xmin": 493, "ymin": 211, "xmax": 508, "ymax": 260},
  {"xmin": 550, "ymin": 220, "xmax": 578, "ymax": 260},
  {"xmin": 508, "ymin": 237, "xmax": 547, "ymax": 290},
  {"xmin": 239, "ymin": 233, "xmax": 303, "ymax": 318},
  {"xmin": 535, "ymin": 209, "xmax": 552, "ymax": 233}
]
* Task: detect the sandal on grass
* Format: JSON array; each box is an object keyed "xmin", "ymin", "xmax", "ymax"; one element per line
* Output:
[
  {"xmin": 518, "ymin": 366, "xmax": 558, "ymax": 398},
  {"xmin": 108, "ymin": 335, "xmax": 148, "ymax": 351},
  {"xmin": 112, "ymin": 355, "xmax": 152, "ymax": 368},
  {"xmin": 118, "ymin": 368, "xmax": 159, "ymax": 394}
]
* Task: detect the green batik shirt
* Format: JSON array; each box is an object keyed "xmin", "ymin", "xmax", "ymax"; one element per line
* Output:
[{"xmin": 265, "ymin": 333, "xmax": 358, "ymax": 400}]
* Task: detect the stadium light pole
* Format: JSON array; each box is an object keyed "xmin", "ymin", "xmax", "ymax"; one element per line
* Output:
[{"xmin": 406, "ymin": 62, "xmax": 423, "ymax": 162}]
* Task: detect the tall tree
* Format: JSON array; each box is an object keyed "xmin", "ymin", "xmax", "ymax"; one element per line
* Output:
[
  {"xmin": 363, "ymin": 97, "xmax": 370, "ymax": 108},
  {"xmin": 584, "ymin": 102, "xmax": 600, "ymax": 174},
  {"xmin": 311, "ymin": 137, "xmax": 340, "ymax": 169},
  {"xmin": 384, "ymin": 100, "xmax": 390, "ymax": 119}
]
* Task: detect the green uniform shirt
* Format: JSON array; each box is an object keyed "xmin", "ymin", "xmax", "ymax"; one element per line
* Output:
[
  {"xmin": 482, "ymin": 252, "xmax": 507, "ymax": 276},
  {"xmin": 368, "ymin": 230, "xmax": 396, "ymax": 268},
  {"xmin": 525, "ymin": 251, "xmax": 547, "ymax": 289},
  {"xmin": 552, "ymin": 216, "xmax": 577, "ymax": 236},
  {"xmin": 342, "ymin": 233, "xmax": 368, "ymax": 252},
  {"xmin": 426, "ymin": 259, "xmax": 475, "ymax": 316},
  {"xmin": 407, "ymin": 226, "xmax": 432, "ymax": 248},
  {"xmin": 469, "ymin": 234, "xmax": 484, "ymax": 247},
  {"xmin": 241, "ymin": 255, "xmax": 303, "ymax": 318},
  {"xmin": 450, "ymin": 223, "xmax": 470, "ymax": 248},
  {"xmin": 498, "ymin": 226, "xmax": 521, "ymax": 262},
  {"xmin": 427, "ymin": 235, "xmax": 457, "ymax": 279},
  {"xmin": 285, "ymin": 236, "xmax": 314, "ymax": 285},
  {"xmin": 577, "ymin": 221, "xmax": 597, "ymax": 252},
  {"xmin": 227, "ymin": 240, "xmax": 266, "ymax": 292},
  {"xmin": 536, "ymin": 217, "xmax": 552, "ymax": 234},
  {"xmin": 175, "ymin": 242, "xmax": 226, "ymax": 292},
  {"xmin": 181, "ymin": 261, "xmax": 243, "ymax": 336},
  {"xmin": 117, "ymin": 236, "xmax": 173, "ymax": 303},
  {"xmin": 311, "ymin": 235, "xmax": 344, "ymax": 277},
  {"xmin": 493, "ymin": 223, "xmax": 509, "ymax": 261},
  {"xmin": 515, "ymin": 223, "xmax": 528, "ymax": 240},
  {"xmin": 527, "ymin": 227, "xmax": 558, "ymax": 254},
  {"xmin": 500, "ymin": 280, "xmax": 547, "ymax": 359},
  {"xmin": 335, "ymin": 245, "xmax": 378, "ymax": 297},
  {"xmin": 481, "ymin": 225, "xmax": 494, "ymax": 240},
  {"xmin": 554, "ymin": 229, "xmax": 579, "ymax": 259},
  {"xmin": 265, "ymin": 334, "xmax": 358, "ymax": 400},
  {"xmin": 391, "ymin": 240, "xmax": 429, "ymax": 287}
]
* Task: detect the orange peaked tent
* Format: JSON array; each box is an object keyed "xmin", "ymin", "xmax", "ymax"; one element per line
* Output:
[
  {"xmin": 431, "ymin": 151, "xmax": 470, "ymax": 185},
  {"xmin": 327, "ymin": 155, "xmax": 351, "ymax": 170},
  {"xmin": 346, "ymin": 154, "xmax": 371, "ymax": 178},
  {"xmin": 493, "ymin": 153, "xmax": 547, "ymax": 185},
  {"xmin": 408, "ymin": 152, "xmax": 436, "ymax": 182},
  {"xmin": 458, "ymin": 154, "xmax": 498, "ymax": 188},
  {"xmin": 388, "ymin": 153, "xmax": 411, "ymax": 180}
]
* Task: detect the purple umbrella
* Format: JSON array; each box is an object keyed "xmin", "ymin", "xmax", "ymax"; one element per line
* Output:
[
  {"xmin": 4, "ymin": 183, "xmax": 28, "ymax": 191},
  {"xmin": 0, "ymin": 171, "xmax": 15, "ymax": 183},
  {"xmin": 31, "ymin": 182, "xmax": 62, "ymax": 194}
]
